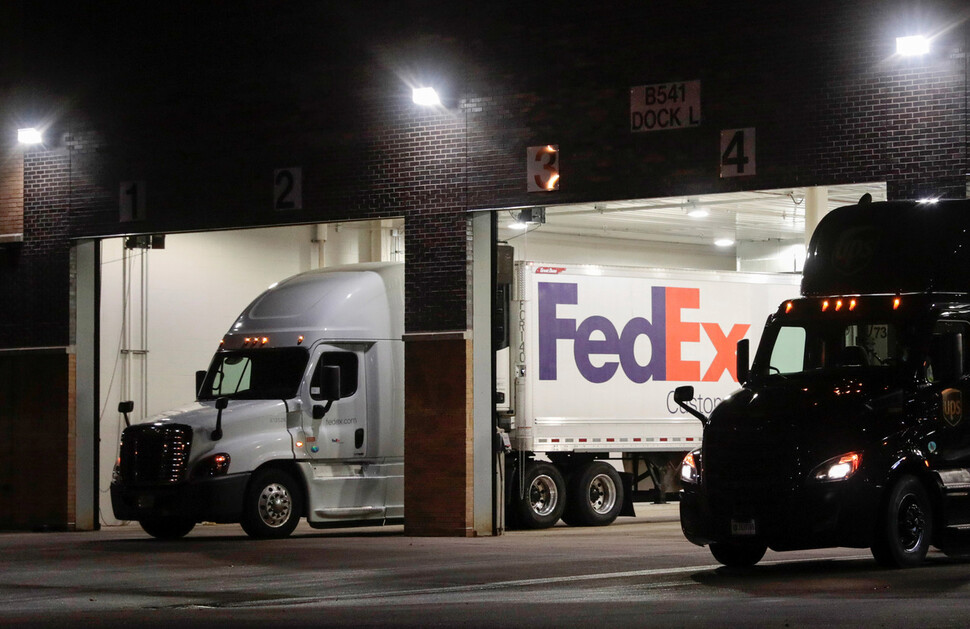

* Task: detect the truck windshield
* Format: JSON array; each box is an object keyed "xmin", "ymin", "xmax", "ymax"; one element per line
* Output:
[
  {"xmin": 199, "ymin": 348, "xmax": 309, "ymax": 400},
  {"xmin": 756, "ymin": 321, "xmax": 905, "ymax": 377}
]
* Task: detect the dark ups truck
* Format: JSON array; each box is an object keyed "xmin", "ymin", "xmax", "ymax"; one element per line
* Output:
[{"xmin": 677, "ymin": 197, "xmax": 970, "ymax": 568}]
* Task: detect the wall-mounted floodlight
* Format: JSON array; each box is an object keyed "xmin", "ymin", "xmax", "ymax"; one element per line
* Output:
[
  {"xmin": 896, "ymin": 35, "xmax": 929, "ymax": 56},
  {"xmin": 17, "ymin": 128, "xmax": 42, "ymax": 144},
  {"xmin": 412, "ymin": 87, "xmax": 441, "ymax": 106}
]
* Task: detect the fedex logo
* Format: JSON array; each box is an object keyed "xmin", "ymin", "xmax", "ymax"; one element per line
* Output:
[{"xmin": 538, "ymin": 282, "xmax": 750, "ymax": 384}]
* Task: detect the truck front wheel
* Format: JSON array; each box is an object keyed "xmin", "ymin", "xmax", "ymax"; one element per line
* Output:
[
  {"xmin": 562, "ymin": 461, "xmax": 624, "ymax": 526},
  {"xmin": 139, "ymin": 516, "xmax": 195, "ymax": 540},
  {"xmin": 241, "ymin": 468, "xmax": 303, "ymax": 539},
  {"xmin": 871, "ymin": 475, "xmax": 933, "ymax": 568},
  {"xmin": 514, "ymin": 462, "xmax": 566, "ymax": 529},
  {"xmin": 709, "ymin": 541, "xmax": 767, "ymax": 568}
]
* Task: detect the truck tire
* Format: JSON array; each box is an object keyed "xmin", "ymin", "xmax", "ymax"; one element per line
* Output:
[
  {"xmin": 139, "ymin": 516, "xmax": 195, "ymax": 540},
  {"xmin": 562, "ymin": 461, "xmax": 623, "ymax": 526},
  {"xmin": 709, "ymin": 541, "xmax": 767, "ymax": 568},
  {"xmin": 241, "ymin": 468, "xmax": 303, "ymax": 539},
  {"xmin": 514, "ymin": 462, "xmax": 565, "ymax": 529},
  {"xmin": 871, "ymin": 475, "xmax": 932, "ymax": 568}
]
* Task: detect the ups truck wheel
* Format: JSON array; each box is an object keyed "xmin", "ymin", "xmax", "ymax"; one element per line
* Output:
[
  {"xmin": 139, "ymin": 517, "xmax": 195, "ymax": 540},
  {"xmin": 709, "ymin": 541, "xmax": 767, "ymax": 568},
  {"xmin": 562, "ymin": 461, "xmax": 624, "ymax": 526},
  {"xmin": 514, "ymin": 462, "xmax": 565, "ymax": 529},
  {"xmin": 241, "ymin": 468, "xmax": 303, "ymax": 539},
  {"xmin": 871, "ymin": 475, "xmax": 932, "ymax": 568}
]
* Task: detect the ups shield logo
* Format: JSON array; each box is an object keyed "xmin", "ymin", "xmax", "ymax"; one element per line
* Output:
[{"xmin": 942, "ymin": 388, "xmax": 963, "ymax": 427}]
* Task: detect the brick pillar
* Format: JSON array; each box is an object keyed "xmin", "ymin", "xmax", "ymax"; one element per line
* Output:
[{"xmin": 403, "ymin": 333, "xmax": 474, "ymax": 536}]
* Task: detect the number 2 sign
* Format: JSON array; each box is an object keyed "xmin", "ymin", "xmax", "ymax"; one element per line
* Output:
[
  {"xmin": 274, "ymin": 167, "xmax": 303, "ymax": 210},
  {"xmin": 720, "ymin": 128, "xmax": 755, "ymax": 177}
]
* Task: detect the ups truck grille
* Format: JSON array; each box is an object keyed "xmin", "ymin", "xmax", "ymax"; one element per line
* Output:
[{"xmin": 118, "ymin": 424, "xmax": 193, "ymax": 485}]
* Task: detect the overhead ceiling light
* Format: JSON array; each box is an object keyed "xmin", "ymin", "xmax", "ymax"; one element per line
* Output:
[
  {"xmin": 917, "ymin": 197, "xmax": 939, "ymax": 204},
  {"xmin": 412, "ymin": 87, "xmax": 441, "ymax": 106},
  {"xmin": 896, "ymin": 35, "xmax": 929, "ymax": 56},
  {"xmin": 687, "ymin": 207, "xmax": 709, "ymax": 218},
  {"xmin": 17, "ymin": 127, "xmax": 42, "ymax": 144},
  {"xmin": 714, "ymin": 238, "xmax": 735, "ymax": 247}
]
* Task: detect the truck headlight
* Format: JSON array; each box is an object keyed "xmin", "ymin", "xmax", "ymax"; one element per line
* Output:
[
  {"xmin": 811, "ymin": 452, "xmax": 862, "ymax": 482},
  {"xmin": 194, "ymin": 453, "xmax": 231, "ymax": 478},
  {"xmin": 681, "ymin": 450, "xmax": 701, "ymax": 484}
]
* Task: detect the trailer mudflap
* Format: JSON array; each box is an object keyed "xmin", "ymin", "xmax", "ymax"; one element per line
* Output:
[{"xmin": 620, "ymin": 472, "xmax": 636, "ymax": 517}]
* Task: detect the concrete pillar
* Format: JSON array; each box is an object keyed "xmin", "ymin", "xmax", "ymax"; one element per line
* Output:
[{"xmin": 804, "ymin": 186, "xmax": 829, "ymax": 244}]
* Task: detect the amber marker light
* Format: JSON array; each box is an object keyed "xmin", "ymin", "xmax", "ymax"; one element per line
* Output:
[
  {"xmin": 785, "ymin": 301, "xmax": 794, "ymax": 314},
  {"xmin": 261, "ymin": 337, "xmax": 269, "ymax": 345},
  {"xmin": 849, "ymin": 299, "xmax": 857, "ymax": 311},
  {"xmin": 297, "ymin": 335, "xmax": 305, "ymax": 345},
  {"xmin": 893, "ymin": 297, "xmax": 902, "ymax": 310},
  {"xmin": 821, "ymin": 300, "xmax": 830, "ymax": 312},
  {"xmin": 835, "ymin": 299, "xmax": 843, "ymax": 311}
]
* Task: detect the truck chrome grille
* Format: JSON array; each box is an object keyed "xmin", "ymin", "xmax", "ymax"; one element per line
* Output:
[{"xmin": 118, "ymin": 424, "xmax": 192, "ymax": 485}]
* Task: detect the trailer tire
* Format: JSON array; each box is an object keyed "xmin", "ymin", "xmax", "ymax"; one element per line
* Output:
[
  {"xmin": 871, "ymin": 475, "xmax": 932, "ymax": 568},
  {"xmin": 241, "ymin": 468, "xmax": 303, "ymax": 539},
  {"xmin": 709, "ymin": 541, "xmax": 767, "ymax": 568},
  {"xmin": 562, "ymin": 461, "xmax": 623, "ymax": 526},
  {"xmin": 514, "ymin": 462, "xmax": 565, "ymax": 529},
  {"xmin": 139, "ymin": 517, "xmax": 195, "ymax": 540}
]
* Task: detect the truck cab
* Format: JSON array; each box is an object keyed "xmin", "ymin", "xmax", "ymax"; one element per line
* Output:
[
  {"xmin": 679, "ymin": 198, "xmax": 970, "ymax": 568},
  {"xmin": 110, "ymin": 263, "xmax": 404, "ymax": 539}
]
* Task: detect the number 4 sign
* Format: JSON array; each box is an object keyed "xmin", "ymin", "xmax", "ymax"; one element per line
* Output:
[{"xmin": 720, "ymin": 128, "xmax": 755, "ymax": 177}]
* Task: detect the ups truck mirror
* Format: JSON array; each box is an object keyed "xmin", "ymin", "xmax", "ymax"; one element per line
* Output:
[
  {"xmin": 312, "ymin": 366, "xmax": 342, "ymax": 419},
  {"xmin": 737, "ymin": 339, "xmax": 750, "ymax": 385},
  {"xmin": 930, "ymin": 333, "xmax": 964, "ymax": 382},
  {"xmin": 674, "ymin": 385, "xmax": 709, "ymax": 426},
  {"xmin": 195, "ymin": 370, "xmax": 207, "ymax": 398},
  {"xmin": 118, "ymin": 401, "xmax": 134, "ymax": 427}
]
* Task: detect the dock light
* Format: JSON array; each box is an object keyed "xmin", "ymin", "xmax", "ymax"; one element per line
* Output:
[
  {"xmin": 412, "ymin": 87, "xmax": 441, "ymax": 106},
  {"xmin": 896, "ymin": 35, "xmax": 929, "ymax": 56},
  {"xmin": 17, "ymin": 128, "xmax": 42, "ymax": 144}
]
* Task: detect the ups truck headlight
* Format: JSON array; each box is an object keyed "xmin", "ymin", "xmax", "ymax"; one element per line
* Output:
[
  {"xmin": 681, "ymin": 450, "xmax": 701, "ymax": 484},
  {"xmin": 811, "ymin": 452, "xmax": 862, "ymax": 482},
  {"xmin": 194, "ymin": 453, "xmax": 231, "ymax": 478}
]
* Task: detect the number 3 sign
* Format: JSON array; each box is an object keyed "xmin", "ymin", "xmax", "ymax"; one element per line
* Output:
[{"xmin": 527, "ymin": 145, "xmax": 560, "ymax": 192}]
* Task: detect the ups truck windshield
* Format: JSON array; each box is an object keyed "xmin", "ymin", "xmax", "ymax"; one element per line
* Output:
[
  {"xmin": 199, "ymin": 347, "xmax": 309, "ymax": 400},
  {"xmin": 757, "ymin": 319, "xmax": 906, "ymax": 377}
]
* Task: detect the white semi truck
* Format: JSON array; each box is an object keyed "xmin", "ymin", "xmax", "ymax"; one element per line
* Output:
[
  {"xmin": 111, "ymin": 259, "xmax": 798, "ymax": 538},
  {"xmin": 111, "ymin": 262, "xmax": 404, "ymax": 539}
]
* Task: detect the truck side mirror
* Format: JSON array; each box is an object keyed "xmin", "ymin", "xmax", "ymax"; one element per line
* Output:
[
  {"xmin": 930, "ymin": 333, "xmax": 964, "ymax": 382},
  {"xmin": 737, "ymin": 339, "xmax": 750, "ymax": 385},
  {"xmin": 195, "ymin": 370, "xmax": 207, "ymax": 398},
  {"xmin": 673, "ymin": 385, "xmax": 709, "ymax": 426},
  {"xmin": 213, "ymin": 396, "xmax": 228, "ymax": 441},
  {"xmin": 312, "ymin": 366, "xmax": 342, "ymax": 419},
  {"xmin": 118, "ymin": 400, "xmax": 134, "ymax": 428}
]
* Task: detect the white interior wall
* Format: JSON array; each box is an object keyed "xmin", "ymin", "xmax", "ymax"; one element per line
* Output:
[{"xmin": 505, "ymin": 230, "xmax": 737, "ymax": 271}]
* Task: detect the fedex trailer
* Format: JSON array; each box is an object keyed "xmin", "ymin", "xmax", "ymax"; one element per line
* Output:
[{"xmin": 500, "ymin": 261, "xmax": 800, "ymax": 528}]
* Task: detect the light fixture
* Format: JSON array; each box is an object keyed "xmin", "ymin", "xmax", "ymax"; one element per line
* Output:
[
  {"xmin": 412, "ymin": 87, "xmax": 441, "ymax": 106},
  {"xmin": 917, "ymin": 197, "xmax": 939, "ymax": 204},
  {"xmin": 714, "ymin": 238, "xmax": 735, "ymax": 247},
  {"xmin": 896, "ymin": 35, "xmax": 929, "ymax": 56},
  {"xmin": 687, "ymin": 207, "xmax": 709, "ymax": 218},
  {"xmin": 17, "ymin": 127, "xmax": 42, "ymax": 144}
]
